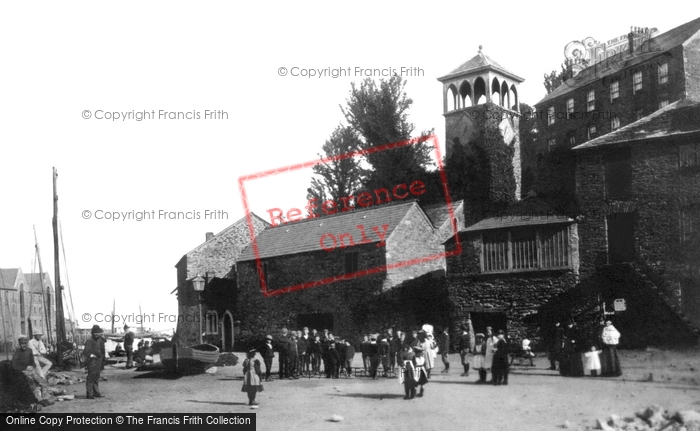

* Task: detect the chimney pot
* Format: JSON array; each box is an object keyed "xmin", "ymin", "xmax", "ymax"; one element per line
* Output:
[{"xmin": 205, "ymin": 232, "xmax": 214, "ymax": 241}]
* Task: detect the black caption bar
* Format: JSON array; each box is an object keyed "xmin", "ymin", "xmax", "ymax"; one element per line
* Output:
[{"xmin": 2, "ymin": 413, "xmax": 256, "ymax": 431}]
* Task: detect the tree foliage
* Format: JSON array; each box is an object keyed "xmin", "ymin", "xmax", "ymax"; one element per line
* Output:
[
  {"xmin": 341, "ymin": 75, "xmax": 434, "ymax": 191},
  {"xmin": 543, "ymin": 59, "xmax": 577, "ymax": 95},
  {"xmin": 306, "ymin": 125, "xmax": 365, "ymax": 216}
]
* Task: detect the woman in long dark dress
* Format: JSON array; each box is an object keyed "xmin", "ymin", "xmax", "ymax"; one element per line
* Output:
[
  {"xmin": 560, "ymin": 321, "xmax": 584, "ymax": 377},
  {"xmin": 600, "ymin": 320, "xmax": 622, "ymax": 377}
]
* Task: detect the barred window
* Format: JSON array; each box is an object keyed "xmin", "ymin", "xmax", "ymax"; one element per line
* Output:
[
  {"xmin": 610, "ymin": 80, "xmax": 619, "ymax": 102},
  {"xmin": 548, "ymin": 106, "xmax": 555, "ymax": 126},
  {"xmin": 658, "ymin": 62, "xmax": 668, "ymax": 84},
  {"xmin": 482, "ymin": 230, "xmax": 509, "ymax": 273},
  {"xmin": 680, "ymin": 207, "xmax": 696, "ymax": 242},
  {"xmin": 633, "ymin": 71, "xmax": 643, "ymax": 93},
  {"xmin": 548, "ymin": 138, "xmax": 556, "ymax": 151},
  {"xmin": 587, "ymin": 90, "xmax": 595, "ymax": 112},
  {"xmin": 568, "ymin": 133, "xmax": 576, "ymax": 147},
  {"xmin": 679, "ymin": 143, "xmax": 699, "ymax": 169},
  {"xmin": 611, "ymin": 115, "xmax": 620, "ymax": 131},
  {"xmin": 659, "ymin": 100, "xmax": 669, "ymax": 110},
  {"xmin": 482, "ymin": 225, "xmax": 571, "ymax": 273},
  {"xmin": 511, "ymin": 230, "xmax": 538, "ymax": 270},
  {"xmin": 567, "ymin": 98, "xmax": 574, "ymax": 116},
  {"xmin": 206, "ymin": 311, "xmax": 218, "ymax": 334},
  {"xmin": 587, "ymin": 125, "xmax": 597, "ymax": 140}
]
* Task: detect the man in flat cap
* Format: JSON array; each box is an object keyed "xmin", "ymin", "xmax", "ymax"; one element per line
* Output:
[{"xmin": 83, "ymin": 325, "xmax": 106, "ymax": 399}]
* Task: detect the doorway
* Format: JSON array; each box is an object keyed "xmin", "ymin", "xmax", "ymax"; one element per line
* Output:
[{"xmin": 607, "ymin": 212, "xmax": 635, "ymax": 264}]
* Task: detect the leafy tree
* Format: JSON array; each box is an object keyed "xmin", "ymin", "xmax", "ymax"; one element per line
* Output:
[
  {"xmin": 306, "ymin": 125, "xmax": 365, "ymax": 216},
  {"xmin": 341, "ymin": 75, "xmax": 434, "ymax": 192},
  {"xmin": 543, "ymin": 59, "xmax": 576, "ymax": 95}
]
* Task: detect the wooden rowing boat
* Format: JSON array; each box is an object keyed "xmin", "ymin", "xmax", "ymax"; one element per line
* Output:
[{"xmin": 160, "ymin": 343, "xmax": 220, "ymax": 373}]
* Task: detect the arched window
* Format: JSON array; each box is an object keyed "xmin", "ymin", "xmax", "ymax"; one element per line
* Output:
[
  {"xmin": 447, "ymin": 85, "xmax": 458, "ymax": 111},
  {"xmin": 491, "ymin": 77, "xmax": 501, "ymax": 105},
  {"xmin": 459, "ymin": 80, "xmax": 473, "ymax": 108},
  {"xmin": 510, "ymin": 85, "xmax": 519, "ymax": 111},
  {"xmin": 474, "ymin": 77, "xmax": 487, "ymax": 104}
]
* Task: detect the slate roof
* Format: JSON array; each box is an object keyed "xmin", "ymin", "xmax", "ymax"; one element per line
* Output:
[
  {"xmin": 23, "ymin": 272, "xmax": 52, "ymax": 293},
  {"xmin": 0, "ymin": 268, "xmax": 19, "ymax": 289},
  {"xmin": 237, "ymin": 201, "xmax": 424, "ymax": 261},
  {"xmin": 536, "ymin": 16, "xmax": 700, "ymax": 106},
  {"xmin": 438, "ymin": 51, "xmax": 525, "ymax": 83},
  {"xmin": 461, "ymin": 198, "xmax": 573, "ymax": 234},
  {"xmin": 423, "ymin": 200, "xmax": 463, "ymax": 228},
  {"xmin": 572, "ymin": 98, "xmax": 700, "ymax": 150}
]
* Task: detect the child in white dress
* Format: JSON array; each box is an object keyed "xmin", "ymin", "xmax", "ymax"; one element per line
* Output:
[{"xmin": 583, "ymin": 346, "xmax": 601, "ymax": 377}]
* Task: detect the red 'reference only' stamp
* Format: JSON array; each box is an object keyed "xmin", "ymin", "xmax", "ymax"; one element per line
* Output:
[{"xmin": 237, "ymin": 134, "xmax": 461, "ymax": 297}]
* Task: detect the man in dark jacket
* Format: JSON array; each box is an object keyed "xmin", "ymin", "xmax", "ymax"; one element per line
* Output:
[
  {"xmin": 288, "ymin": 332, "xmax": 300, "ymax": 379},
  {"xmin": 439, "ymin": 327, "xmax": 450, "ymax": 373},
  {"xmin": 368, "ymin": 334, "xmax": 381, "ymax": 379},
  {"xmin": 491, "ymin": 330, "xmax": 509, "ymax": 385},
  {"xmin": 124, "ymin": 325, "xmax": 135, "ymax": 369},
  {"xmin": 275, "ymin": 327, "xmax": 290, "ymax": 379},
  {"xmin": 83, "ymin": 325, "xmax": 106, "ymax": 399},
  {"xmin": 298, "ymin": 327, "xmax": 310, "ymax": 375}
]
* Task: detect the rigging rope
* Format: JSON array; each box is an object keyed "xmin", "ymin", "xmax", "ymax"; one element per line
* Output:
[{"xmin": 59, "ymin": 220, "xmax": 77, "ymax": 342}]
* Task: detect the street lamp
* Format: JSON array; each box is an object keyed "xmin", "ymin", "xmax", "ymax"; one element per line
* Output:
[{"xmin": 192, "ymin": 275, "xmax": 205, "ymax": 344}]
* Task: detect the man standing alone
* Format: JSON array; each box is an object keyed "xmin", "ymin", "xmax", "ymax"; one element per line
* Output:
[
  {"xmin": 83, "ymin": 325, "xmax": 106, "ymax": 399},
  {"xmin": 123, "ymin": 325, "xmax": 135, "ymax": 369}
]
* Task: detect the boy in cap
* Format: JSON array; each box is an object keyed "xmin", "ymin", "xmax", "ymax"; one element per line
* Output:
[
  {"xmin": 368, "ymin": 334, "xmax": 380, "ymax": 379},
  {"xmin": 261, "ymin": 335, "xmax": 275, "ymax": 382},
  {"xmin": 28, "ymin": 332, "xmax": 52, "ymax": 378},
  {"xmin": 83, "ymin": 325, "xmax": 106, "ymax": 399}
]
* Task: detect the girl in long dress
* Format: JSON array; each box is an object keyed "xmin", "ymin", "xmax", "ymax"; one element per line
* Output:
[
  {"xmin": 471, "ymin": 333, "xmax": 487, "ymax": 383},
  {"xmin": 600, "ymin": 320, "xmax": 622, "ymax": 377},
  {"xmin": 241, "ymin": 349, "xmax": 264, "ymax": 405},
  {"xmin": 412, "ymin": 345, "xmax": 429, "ymax": 398}
]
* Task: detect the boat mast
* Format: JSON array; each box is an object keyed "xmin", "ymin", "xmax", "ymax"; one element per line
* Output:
[
  {"xmin": 53, "ymin": 167, "xmax": 66, "ymax": 366},
  {"xmin": 34, "ymin": 225, "xmax": 53, "ymax": 346},
  {"xmin": 111, "ymin": 299, "xmax": 115, "ymax": 334}
]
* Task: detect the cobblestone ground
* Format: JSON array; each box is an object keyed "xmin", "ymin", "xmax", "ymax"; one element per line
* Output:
[{"xmin": 46, "ymin": 349, "xmax": 700, "ymax": 431}]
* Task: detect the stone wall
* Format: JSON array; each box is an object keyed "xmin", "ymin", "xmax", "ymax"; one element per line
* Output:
[
  {"xmin": 175, "ymin": 215, "xmax": 268, "ymax": 347},
  {"xmin": 383, "ymin": 204, "xmax": 446, "ymax": 290},
  {"xmin": 575, "ymin": 136, "xmax": 700, "ymax": 326},
  {"xmin": 444, "ymin": 229, "xmax": 579, "ymax": 345}
]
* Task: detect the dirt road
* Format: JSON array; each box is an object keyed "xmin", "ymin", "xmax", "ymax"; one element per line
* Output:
[{"xmin": 44, "ymin": 349, "xmax": 700, "ymax": 431}]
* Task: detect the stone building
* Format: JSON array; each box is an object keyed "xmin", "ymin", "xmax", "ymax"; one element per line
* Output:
[
  {"xmin": 0, "ymin": 268, "xmax": 55, "ymax": 351},
  {"xmin": 442, "ymin": 198, "xmax": 579, "ymax": 341},
  {"xmin": 234, "ymin": 200, "xmax": 448, "ymax": 339},
  {"xmin": 571, "ymin": 98, "xmax": 700, "ymax": 341},
  {"xmin": 173, "ymin": 213, "xmax": 269, "ymax": 348},
  {"xmin": 530, "ymin": 17, "xmax": 700, "ymax": 201}
]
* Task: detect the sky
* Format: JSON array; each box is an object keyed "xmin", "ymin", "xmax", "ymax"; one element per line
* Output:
[{"xmin": 0, "ymin": 1, "xmax": 696, "ymax": 332}]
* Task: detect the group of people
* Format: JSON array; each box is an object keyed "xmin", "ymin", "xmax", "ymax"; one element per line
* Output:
[
  {"xmin": 243, "ymin": 320, "xmax": 524, "ymax": 405},
  {"xmin": 548, "ymin": 319, "xmax": 622, "ymax": 377}
]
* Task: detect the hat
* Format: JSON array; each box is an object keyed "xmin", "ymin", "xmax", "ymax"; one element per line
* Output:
[
  {"xmin": 91, "ymin": 325, "xmax": 104, "ymax": 334},
  {"xmin": 18, "ymin": 336, "xmax": 29, "ymax": 343},
  {"xmin": 265, "ymin": 335, "xmax": 273, "ymax": 341},
  {"xmin": 475, "ymin": 333, "xmax": 485, "ymax": 339},
  {"xmin": 124, "ymin": 324, "xmax": 130, "ymax": 330},
  {"xmin": 33, "ymin": 332, "xmax": 43, "ymax": 336},
  {"xmin": 247, "ymin": 349, "xmax": 257, "ymax": 356},
  {"xmin": 370, "ymin": 333, "xmax": 378, "ymax": 340}
]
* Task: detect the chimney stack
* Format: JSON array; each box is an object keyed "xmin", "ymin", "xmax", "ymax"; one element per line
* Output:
[
  {"xmin": 628, "ymin": 30, "xmax": 634, "ymax": 56},
  {"xmin": 205, "ymin": 232, "xmax": 214, "ymax": 242}
]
